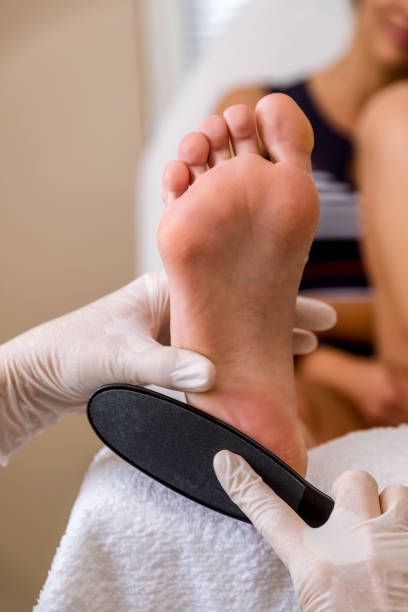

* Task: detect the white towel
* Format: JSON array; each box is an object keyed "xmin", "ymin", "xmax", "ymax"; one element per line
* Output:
[{"xmin": 35, "ymin": 424, "xmax": 408, "ymax": 612}]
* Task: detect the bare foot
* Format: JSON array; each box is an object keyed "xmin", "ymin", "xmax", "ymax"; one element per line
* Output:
[{"xmin": 158, "ymin": 94, "xmax": 319, "ymax": 475}]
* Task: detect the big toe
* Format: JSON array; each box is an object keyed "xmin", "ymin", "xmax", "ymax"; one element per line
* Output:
[{"xmin": 255, "ymin": 93, "xmax": 314, "ymax": 172}]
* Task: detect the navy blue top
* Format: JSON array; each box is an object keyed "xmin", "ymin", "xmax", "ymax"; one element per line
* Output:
[{"xmin": 268, "ymin": 81, "xmax": 369, "ymax": 295}]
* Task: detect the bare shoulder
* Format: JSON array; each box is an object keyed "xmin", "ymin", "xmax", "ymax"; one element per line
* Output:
[
  {"xmin": 214, "ymin": 85, "xmax": 269, "ymax": 115},
  {"xmin": 357, "ymin": 80, "xmax": 408, "ymax": 143}
]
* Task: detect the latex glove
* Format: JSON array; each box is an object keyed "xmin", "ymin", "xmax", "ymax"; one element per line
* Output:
[
  {"xmin": 292, "ymin": 296, "xmax": 336, "ymax": 355},
  {"xmin": 214, "ymin": 450, "xmax": 408, "ymax": 612},
  {"xmin": 0, "ymin": 270, "xmax": 216, "ymax": 465}
]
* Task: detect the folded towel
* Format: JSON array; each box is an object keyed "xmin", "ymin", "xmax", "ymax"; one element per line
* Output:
[{"xmin": 35, "ymin": 423, "xmax": 408, "ymax": 612}]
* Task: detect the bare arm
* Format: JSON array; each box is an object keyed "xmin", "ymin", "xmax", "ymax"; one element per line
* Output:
[{"xmin": 356, "ymin": 84, "xmax": 408, "ymax": 335}]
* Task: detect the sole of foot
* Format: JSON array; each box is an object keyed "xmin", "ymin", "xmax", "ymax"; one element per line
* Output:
[{"xmin": 158, "ymin": 94, "xmax": 319, "ymax": 476}]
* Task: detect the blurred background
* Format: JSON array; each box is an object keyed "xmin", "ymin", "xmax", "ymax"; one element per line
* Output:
[{"xmin": 0, "ymin": 0, "xmax": 352, "ymax": 609}]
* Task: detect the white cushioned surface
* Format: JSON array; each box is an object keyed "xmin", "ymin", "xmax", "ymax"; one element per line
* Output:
[{"xmin": 36, "ymin": 424, "xmax": 408, "ymax": 612}]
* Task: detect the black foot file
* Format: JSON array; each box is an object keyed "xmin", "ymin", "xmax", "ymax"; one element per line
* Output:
[{"xmin": 87, "ymin": 384, "xmax": 334, "ymax": 528}]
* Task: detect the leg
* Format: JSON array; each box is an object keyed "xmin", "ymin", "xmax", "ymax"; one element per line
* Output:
[
  {"xmin": 158, "ymin": 95, "xmax": 318, "ymax": 475},
  {"xmin": 296, "ymin": 375, "xmax": 365, "ymax": 446},
  {"xmin": 356, "ymin": 81, "xmax": 408, "ymax": 392}
]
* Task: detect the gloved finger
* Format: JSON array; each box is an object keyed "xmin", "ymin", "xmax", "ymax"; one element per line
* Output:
[
  {"xmin": 126, "ymin": 345, "xmax": 216, "ymax": 392},
  {"xmin": 213, "ymin": 450, "xmax": 304, "ymax": 567},
  {"xmin": 379, "ymin": 485, "xmax": 408, "ymax": 517},
  {"xmin": 293, "ymin": 329, "xmax": 318, "ymax": 355},
  {"xmin": 331, "ymin": 470, "xmax": 381, "ymax": 520},
  {"xmin": 295, "ymin": 296, "xmax": 337, "ymax": 331}
]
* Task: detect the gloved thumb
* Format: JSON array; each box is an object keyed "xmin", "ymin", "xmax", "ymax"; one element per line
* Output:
[
  {"xmin": 213, "ymin": 450, "xmax": 304, "ymax": 567},
  {"xmin": 293, "ymin": 328, "xmax": 318, "ymax": 355},
  {"xmin": 124, "ymin": 344, "xmax": 216, "ymax": 392},
  {"xmin": 295, "ymin": 296, "xmax": 337, "ymax": 331}
]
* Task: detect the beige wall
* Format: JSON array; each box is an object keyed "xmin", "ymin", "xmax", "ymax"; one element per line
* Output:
[{"xmin": 0, "ymin": 1, "xmax": 144, "ymax": 609}]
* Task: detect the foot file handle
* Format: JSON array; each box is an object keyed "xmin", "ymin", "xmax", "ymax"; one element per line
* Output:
[{"xmin": 87, "ymin": 385, "xmax": 334, "ymax": 527}]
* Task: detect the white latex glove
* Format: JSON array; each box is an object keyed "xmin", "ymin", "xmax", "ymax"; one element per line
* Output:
[
  {"xmin": 292, "ymin": 296, "xmax": 336, "ymax": 354},
  {"xmin": 214, "ymin": 450, "xmax": 408, "ymax": 612},
  {"xmin": 0, "ymin": 270, "xmax": 215, "ymax": 465}
]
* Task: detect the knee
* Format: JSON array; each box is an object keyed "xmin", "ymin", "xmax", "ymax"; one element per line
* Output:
[{"xmin": 356, "ymin": 80, "xmax": 408, "ymax": 150}]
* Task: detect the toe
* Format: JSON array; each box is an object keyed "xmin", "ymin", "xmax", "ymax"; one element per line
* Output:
[
  {"xmin": 162, "ymin": 160, "xmax": 190, "ymax": 205},
  {"xmin": 200, "ymin": 115, "xmax": 231, "ymax": 166},
  {"xmin": 178, "ymin": 132, "xmax": 210, "ymax": 182},
  {"xmin": 255, "ymin": 94, "xmax": 314, "ymax": 172},
  {"xmin": 223, "ymin": 104, "xmax": 259, "ymax": 156}
]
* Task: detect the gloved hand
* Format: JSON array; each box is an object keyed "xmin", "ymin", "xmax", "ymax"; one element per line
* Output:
[
  {"xmin": 0, "ymin": 269, "xmax": 334, "ymax": 465},
  {"xmin": 0, "ymin": 270, "xmax": 216, "ymax": 465},
  {"xmin": 214, "ymin": 450, "xmax": 408, "ymax": 612}
]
